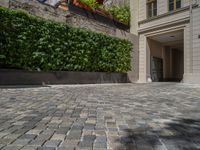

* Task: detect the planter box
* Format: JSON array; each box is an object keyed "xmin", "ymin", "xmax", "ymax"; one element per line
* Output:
[
  {"xmin": 68, "ymin": 3, "xmax": 130, "ymax": 30},
  {"xmin": 68, "ymin": 2, "xmax": 88, "ymax": 16},
  {"xmin": 0, "ymin": 69, "xmax": 130, "ymax": 85},
  {"xmin": 113, "ymin": 19, "xmax": 130, "ymax": 31}
]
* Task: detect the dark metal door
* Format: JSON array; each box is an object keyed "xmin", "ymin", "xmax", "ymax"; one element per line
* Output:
[{"xmin": 151, "ymin": 56, "xmax": 163, "ymax": 82}]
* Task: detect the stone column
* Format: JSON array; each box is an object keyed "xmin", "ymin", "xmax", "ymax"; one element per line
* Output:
[
  {"xmin": 138, "ymin": 34, "xmax": 149, "ymax": 83},
  {"xmin": 130, "ymin": 0, "xmax": 138, "ymax": 35},
  {"xmin": 183, "ymin": 24, "xmax": 190, "ymax": 78},
  {"xmin": 184, "ymin": 6, "xmax": 200, "ymax": 83}
]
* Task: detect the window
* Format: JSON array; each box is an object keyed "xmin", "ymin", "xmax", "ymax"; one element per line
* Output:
[
  {"xmin": 147, "ymin": 0, "xmax": 157, "ymax": 18},
  {"xmin": 169, "ymin": 0, "xmax": 181, "ymax": 11}
]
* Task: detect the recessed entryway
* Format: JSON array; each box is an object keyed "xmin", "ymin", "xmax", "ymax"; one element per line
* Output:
[{"xmin": 148, "ymin": 30, "xmax": 184, "ymax": 82}]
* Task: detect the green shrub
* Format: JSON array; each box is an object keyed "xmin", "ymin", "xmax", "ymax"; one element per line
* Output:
[
  {"xmin": 0, "ymin": 6, "xmax": 132, "ymax": 72},
  {"xmin": 108, "ymin": 5, "xmax": 130, "ymax": 24},
  {"xmin": 79, "ymin": 0, "xmax": 99, "ymax": 9}
]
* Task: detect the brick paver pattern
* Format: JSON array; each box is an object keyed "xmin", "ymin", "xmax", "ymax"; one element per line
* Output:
[{"xmin": 0, "ymin": 83, "xmax": 200, "ymax": 150}]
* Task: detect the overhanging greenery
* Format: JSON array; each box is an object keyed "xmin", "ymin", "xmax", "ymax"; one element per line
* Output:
[{"xmin": 0, "ymin": 6, "xmax": 132, "ymax": 72}]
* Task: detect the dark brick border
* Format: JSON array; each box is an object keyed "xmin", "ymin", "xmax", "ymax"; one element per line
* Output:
[{"xmin": 0, "ymin": 69, "xmax": 130, "ymax": 85}]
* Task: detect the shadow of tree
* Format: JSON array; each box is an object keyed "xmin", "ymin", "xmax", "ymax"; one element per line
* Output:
[{"xmin": 115, "ymin": 118, "xmax": 200, "ymax": 150}]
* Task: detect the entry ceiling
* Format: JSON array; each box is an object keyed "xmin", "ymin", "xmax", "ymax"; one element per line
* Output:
[{"xmin": 150, "ymin": 30, "xmax": 184, "ymax": 50}]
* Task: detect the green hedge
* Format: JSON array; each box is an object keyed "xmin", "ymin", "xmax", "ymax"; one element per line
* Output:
[{"xmin": 0, "ymin": 6, "xmax": 132, "ymax": 72}]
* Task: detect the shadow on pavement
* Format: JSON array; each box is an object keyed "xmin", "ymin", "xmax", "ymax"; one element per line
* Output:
[{"xmin": 116, "ymin": 118, "xmax": 200, "ymax": 150}]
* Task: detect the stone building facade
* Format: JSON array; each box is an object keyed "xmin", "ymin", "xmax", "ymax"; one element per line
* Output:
[{"xmin": 131, "ymin": 0, "xmax": 200, "ymax": 83}]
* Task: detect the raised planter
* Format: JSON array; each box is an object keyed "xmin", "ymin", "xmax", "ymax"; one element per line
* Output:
[
  {"xmin": 113, "ymin": 19, "xmax": 130, "ymax": 31},
  {"xmin": 0, "ymin": 69, "xmax": 130, "ymax": 85},
  {"xmin": 68, "ymin": 1, "xmax": 89, "ymax": 16},
  {"xmin": 68, "ymin": 2, "xmax": 130, "ymax": 30}
]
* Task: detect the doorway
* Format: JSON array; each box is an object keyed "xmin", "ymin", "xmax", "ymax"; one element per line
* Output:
[
  {"xmin": 148, "ymin": 30, "xmax": 184, "ymax": 82},
  {"xmin": 151, "ymin": 57, "xmax": 163, "ymax": 82}
]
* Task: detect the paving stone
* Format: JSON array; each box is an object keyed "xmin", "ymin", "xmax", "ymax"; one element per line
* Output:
[
  {"xmin": 82, "ymin": 135, "xmax": 96, "ymax": 142},
  {"xmin": 50, "ymin": 134, "xmax": 65, "ymax": 141},
  {"xmin": 76, "ymin": 148, "xmax": 92, "ymax": 150},
  {"xmin": 71, "ymin": 125, "xmax": 83, "ymax": 131},
  {"xmin": 41, "ymin": 130, "xmax": 54, "ymax": 135},
  {"xmin": 94, "ymin": 130, "xmax": 106, "ymax": 136},
  {"xmin": 61, "ymin": 140, "xmax": 79, "ymax": 147},
  {"xmin": 13, "ymin": 129, "xmax": 29, "ymax": 134},
  {"xmin": 79, "ymin": 141, "xmax": 93, "ymax": 148},
  {"xmin": 19, "ymin": 134, "xmax": 37, "ymax": 140},
  {"xmin": 36, "ymin": 147, "xmax": 55, "ymax": 150},
  {"xmin": 43, "ymin": 140, "xmax": 61, "ymax": 147},
  {"xmin": 93, "ymin": 142, "xmax": 107, "ymax": 148},
  {"xmin": 93, "ymin": 148, "xmax": 107, "ymax": 150},
  {"xmin": 1, "ymin": 145, "xmax": 23, "ymax": 150},
  {"xmin": 36, "ymin": 134, "xmax": 53, "ymax": 141},
  {"xmin": 84, "ymin": 124, "xmax": 95, "ymax": 130},
  {"xmin": 55, "ymin": 128, "xmax": 70, "ymax": 134},
  {"xmin": 20, "ymin": 146, "xmax": 38, "ymax": 150},
  {"xmin": 136, "ymin": 144, "xmax": 154, "ymax": 150},
  {"xmin": 26, "ymin": 130, "xmax": 42, "ymax": 135},
  {"xmin": 95, "ymin": 136, "xmax": 107, "ymax": 143},
  {"xmin": 82, "ymin": 130, "xmax": 93, "ymax": 135},
  {"xmin": 4, "ymin": 134, "xmax": 21, "ymax": 140},
  {"xmin": 0, "ymin": 138, "xmax": 15, "ymax": 144},
  {"xmin": 0, "ymin": 132, "xmax": 9, "ymax": 138},
  {"xmin": 57, "ymin": 146, "xmax": 75, "ymax": 150},
  {"xmin": 1, "ymin": 83, "xmax": 200, "ymax": 150},
  {"xmin": 13, "ymin": 121, "xmax": 27, "ymax": 126},
  {"xmin": 66, "ymin": 131, "xmax": 82, "ymax": 140},
  {"xmin": 12, "ymin": 139, "xmax": 31, "ymax": 146},
  {"xmin": 28, "ymin": 139, "xmax": 46, "ymax": 146}
]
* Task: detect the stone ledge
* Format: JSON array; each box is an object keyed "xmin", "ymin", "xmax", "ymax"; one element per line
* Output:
[{"xmin": 0, "ymin": 69, "xmax": 130, "ymax": 85}]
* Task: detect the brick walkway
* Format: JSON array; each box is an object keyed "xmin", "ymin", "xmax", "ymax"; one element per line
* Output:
[{"xmin": 0, "ymin": 83, "xmax": 200, "ymax": 150}]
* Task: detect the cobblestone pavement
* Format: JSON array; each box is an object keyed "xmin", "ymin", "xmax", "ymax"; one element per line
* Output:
[{"xmin": 0, "ymin": 83, "xmax": 200, "ymax": 150}]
